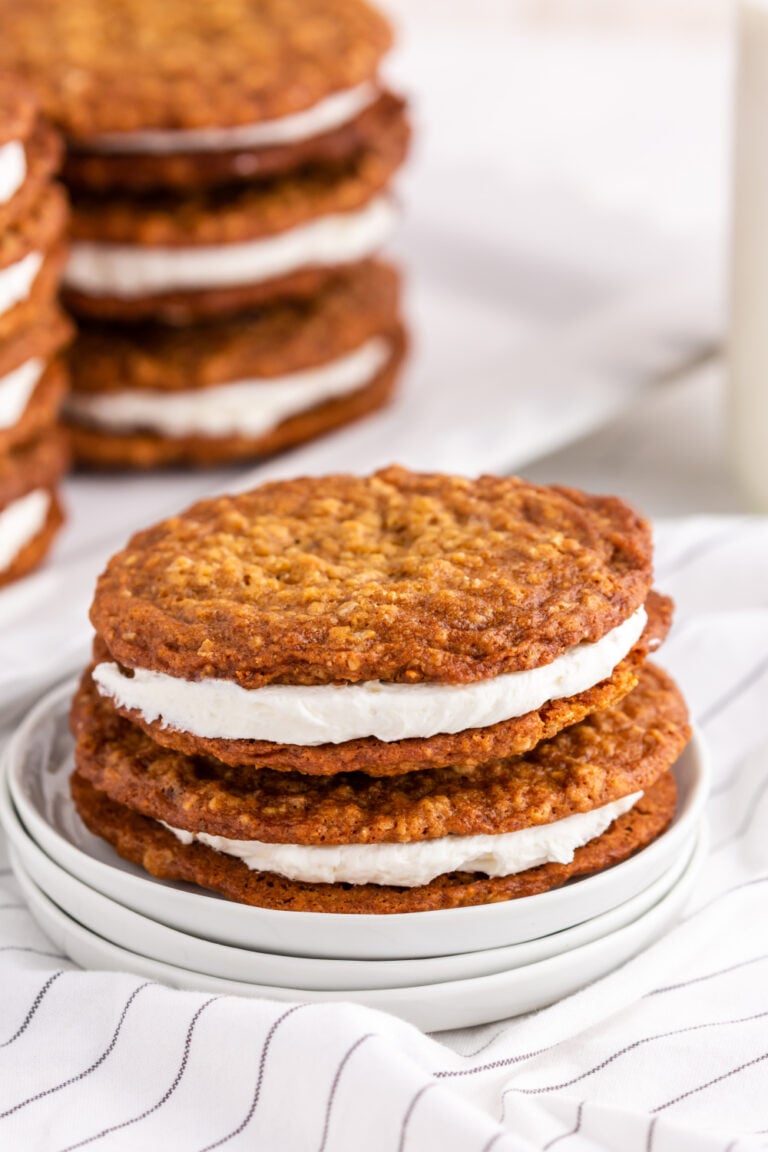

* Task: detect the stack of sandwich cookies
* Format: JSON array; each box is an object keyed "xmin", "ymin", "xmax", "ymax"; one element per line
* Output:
[
  {"xmin": 66, "ymin": 261, "xmax": 404, "ymax": 468},
  {"xmin": 70, "ymin": 467, "xmax": 691, "ymax": 913},
  {"xmin": 0, "ymin": 0, "xmax": 409, "ymax": 468},
  {"xmin": 0, "ymin": 77, "xmax": 69, "ymax": 586}
]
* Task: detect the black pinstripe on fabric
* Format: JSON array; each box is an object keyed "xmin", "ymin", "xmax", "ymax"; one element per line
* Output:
[
  {"xmin": 542, "ymin": 1100, "xmax": 584, "ymax": 1149},
  {"xmin": 459, "ymin": 1029, "xmax": 510, "ymax": 1061},
  {"xmin": 647, "ymin": 953, "xmax": 768, "ymax": 996},
  {"xmin": 56, "ymin": 997, "xmax": 218, "ymax": 1152},
  {"xmin": 507, "ymin": 1010, "xmax": 768, "ymax": 1096},
  {"xmin": 397, "ymin": 1083, "xmax": 437, "ymax": 1152},
  {"xmin": 651, "ymin": 1052, "xmax": 768, "ymax": 1114},
  {"xmin": 645, "ymin": 1116, "xmax": 657, "ymax": 1152},
  {"xmin": 498, "ymin": 1083, "xmax": 515, "ymax": 1126},
  {"xmin": 435, "ymin": 1043, "xmax": 550, "ymax": 1081},
  {"xmin": 433, "ymin": 877, "xmax": 768, "ymax": 1085},
  {"xmin": 0, "ymin": 971, "xmax": 64, "ymax": 1048},
  {"xmin": 196, "ymin": 1003, "xmax": 307, "ymax": 1152},
  {"xmin": 0, "ymin": 982, "xmax": 151, "ymax": 1120},
  {"xmin": 655, "ymin": 522, "xmax": 754, "ymax": 580},
  {"xmin": 0, "ymin": 945, "xmax": 66, "ymax": 960},
  {"xmin": 479, "ymin": 1131, "xmax": 505, "ymax": 1152},
  {"xmin": 698, "ymin": 654, "xmax": 768, "ymax": 728},
  {"xmin": 317, "ymin": 1033, "xmax": 374, "ymax": 1152},
  {"xmin": 712, "ymin": 772, "xmax": 768, "ymax": 854}
]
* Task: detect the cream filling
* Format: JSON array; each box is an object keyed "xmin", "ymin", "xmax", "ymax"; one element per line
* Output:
[
  {"xmin": 64, "ymin": 337, "xmax": 390, "ymax": 438},
  {"xmin": 0, "ymin": 140, "xmax": 26, "ymax": 203},
  {"xmin": 0, "ymin": 488, "xmax": 49, "ymax": 572},
  {"xmin": 0, "ymin": 358, "xmax": 44, "ymax": 429},
  {"xmin": 93, "ymin": 606, "xmax": 647, "ymax": 746},
  {"xmin": 64, "ymin": 197, "xmax": 397, "ymax": 299},
  {"xmin": 81, "ymin": 83, "xmax": 379, "ymax": 155},
  {"xmin": 162, "ymin": 791, "xmax": 643, "ymax": 887},
  {"xmin": 0, "ymin": 252, "xmax": 42, "ymax": 317}
]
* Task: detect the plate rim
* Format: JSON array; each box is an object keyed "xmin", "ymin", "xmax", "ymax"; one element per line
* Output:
[
  {"xmin": 2, "ymin": 782, "xmax": 699, "ymax": 990},
  {"xmin": 3, "ymin": 677, "xmax": 711, "ymax": 954},
  {"xmin": 10, "ymin": 827, "xmax": 707, "ymax": 1007}
]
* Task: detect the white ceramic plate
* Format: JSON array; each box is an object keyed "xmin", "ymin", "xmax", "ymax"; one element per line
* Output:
[
  {"xmin": 1, "ymin": 780, "xmax": 697, "ymax": 991},
  {"xmin": 5, "ymin": 680, "xmax": 710, "ymax": 960},
  {"xmin": 10, "ymin": 830, "xmax": 707, "ymax": 1032}
]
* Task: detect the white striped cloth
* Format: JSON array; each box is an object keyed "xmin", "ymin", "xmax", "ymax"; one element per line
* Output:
[{"xmin": 0, "ymin": 514, "xmax": 767, "ymax": 1152}]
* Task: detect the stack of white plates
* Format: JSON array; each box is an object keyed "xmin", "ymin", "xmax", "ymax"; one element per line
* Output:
[{"xmin": 0, "ymin": 681, "xmax": 709, "ymax": 1032}]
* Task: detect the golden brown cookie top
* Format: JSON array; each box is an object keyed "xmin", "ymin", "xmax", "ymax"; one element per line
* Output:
[
  {"xmin": 0, "ymin": 120, "xmax": 64, "ymax": 234},
  {"xmin": 91, "ymin": 467, "xmax": 654, "ymax": 687},
  {"xmin": 0, "ymin": 0, "xmax": 393, "ymax": 137},
  {"xmin": 71, "ymin": 663, "xmax": 689, "ymax": 845},
  {"xmin": 70, "ymin": 261, "xmax": 400, "ymax": 394},
  {"xmin": 0, "ymin": 182, "xmax": 68, "ymax": 270},
  {"xmin": 0, "ymin": 306, "xmax": 72, "ymax": 377},
  {"xmin": 0, "ymin": 74, "xmax": 38, "ymax": 146},
  {"xmin": 0, "ymin": 427, "xmax": 69, "ymax": 508}
]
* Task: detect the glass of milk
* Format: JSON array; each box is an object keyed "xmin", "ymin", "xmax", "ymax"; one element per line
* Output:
[{"xmin": 730, "ymin": 0, "xmax": 768, "ymax": 509}]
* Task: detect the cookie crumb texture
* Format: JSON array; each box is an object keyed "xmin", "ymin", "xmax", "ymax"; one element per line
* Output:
[
  {"xmin": 91, "ymin": 468, "xmax": 653, "ymax": 686},
  {"xmin": 0, "ymin": 0, "xmax": 393, "ymax": 136},
  {"xmin": 0, "ymin": 427, "xmax": 69, "ymax": 508},
  {"xmin": 0, "ymin": 120, "xmax": 63, "ymax": 233},
  {"xmin": 0, "ymin": 74, "xmax": 38, "ymax": 146}
]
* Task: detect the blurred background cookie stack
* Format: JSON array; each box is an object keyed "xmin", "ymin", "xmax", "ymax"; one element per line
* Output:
[
  {"xmin": 0, "ymin": 0, "xmax": 410, "ymax": 470},
  {"xmin": 0, "ymin": 76, "xmax": 70, "ymax": 587}
]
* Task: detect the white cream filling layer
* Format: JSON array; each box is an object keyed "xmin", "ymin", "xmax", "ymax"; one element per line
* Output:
[
  {"xmin": 64, "ymin": 337, "xmax": 390, "ymax": 438},
  {"xmin": 0, "ymin": 140, "xmax": 26, "ymax": 203},
  {"xmin": 64, "ymin": 197, "xmax": 397, "ymax": 299},
  {"xmin": 82, "ymin": 83, "xmax": 379, "ymax": 155},
  {"xmin": 162, "ymin": 791, "xmax": 643, "ymax": 887},
  {"xmin": 0, "ymin": 488, "xmax": 49, "ymax": 572},
  {"xmin": 0, "ymin": 252, "xmax": 42, "ymax": 317},
  {"xmin": 0, "ymin": 358, "xmax": 44, "ymax": 429},
  {"xmin": 93, "ymin": 606, "xmax": 646, "ymax": 746}
]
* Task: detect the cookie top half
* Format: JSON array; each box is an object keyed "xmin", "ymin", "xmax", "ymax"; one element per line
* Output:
[
  {"xmin": 0, "ymin": 0, "xmax": 393, "ymax": 137},
  {"xmin": 0, "ymin": 74, "xmax": 38, "ymax": 147},
  {"xmin": 91, "ymin": 467, "xmax": 653, "ymax": 687}
]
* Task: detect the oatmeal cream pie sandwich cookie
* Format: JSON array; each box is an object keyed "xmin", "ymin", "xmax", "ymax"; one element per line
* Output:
[
  {"xmin": 87, "ymin": 468, "xmax": 670, "ymax": 776},
  {"xmin": 0, "ymin": 427, "xmax": 67, "ymax": 588},
  {"xmin": 70, "ymin": 662, "xmax": 691, "ymax": 913},
  {"xmin": 65, "ymin": 262, "xmax": 405, "ymax": 468},
  {"xmin": 0, "ymin": 0, "xmax": 397, "ymax": 193}
]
